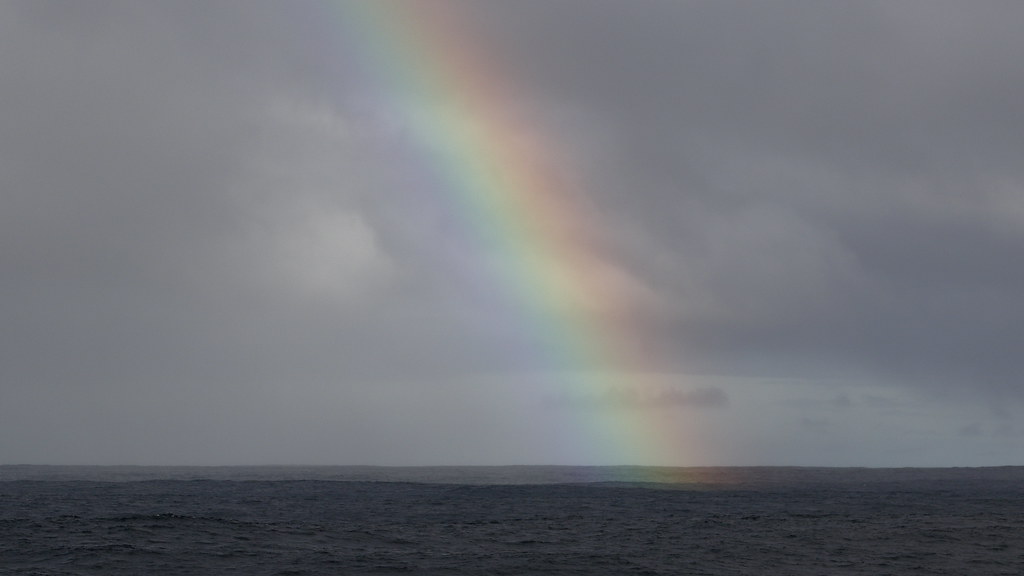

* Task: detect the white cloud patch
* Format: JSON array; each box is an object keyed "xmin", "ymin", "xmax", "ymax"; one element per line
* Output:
[
  {"xmin": 225, "ymin": 97, "xmax": 395, "ymax": 305},
  {"xmin": 268, "ymin": 200, "xmax": 391, "ymax": 301}
]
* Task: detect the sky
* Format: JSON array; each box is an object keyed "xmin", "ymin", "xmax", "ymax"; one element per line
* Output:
[{"xmin": 2, "ymin": 0, "xmax": 1023, "ymax": 467}]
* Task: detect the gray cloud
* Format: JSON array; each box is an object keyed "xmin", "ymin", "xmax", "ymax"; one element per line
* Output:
[{"xmin": 2, "ymin": 1, "xmax": 1022, "ymax": 465}]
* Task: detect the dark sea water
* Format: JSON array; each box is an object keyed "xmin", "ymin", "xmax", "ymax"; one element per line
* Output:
[{"xmin": 2, "ymin": 466, "xmax": 1022, "ymax": 575}]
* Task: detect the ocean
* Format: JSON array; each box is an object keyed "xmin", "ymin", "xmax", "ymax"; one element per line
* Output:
[{"xmin": 2, "ymin": 466, "xmax": 1022, "ymax": 575}]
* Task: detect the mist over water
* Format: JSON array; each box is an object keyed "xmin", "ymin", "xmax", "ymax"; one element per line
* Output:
[{"xmin": 4, "ymin": 464, "xmax": 1024, "ymax": 486}]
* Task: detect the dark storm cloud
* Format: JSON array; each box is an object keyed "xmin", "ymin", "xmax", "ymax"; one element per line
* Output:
[{"xmin": 466, "ymin": 0, "xmax": 1024, "ymax": 398}]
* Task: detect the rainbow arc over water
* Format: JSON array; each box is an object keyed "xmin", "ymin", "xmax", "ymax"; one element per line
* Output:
[{"xmin": 329, "ymin": 0, "xmax": 693, "ymax": 465}]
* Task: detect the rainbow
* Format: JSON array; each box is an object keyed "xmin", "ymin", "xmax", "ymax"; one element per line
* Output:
[{"xmin": 328, "ymin": 1, "xmax": 693, "ymax": 465}]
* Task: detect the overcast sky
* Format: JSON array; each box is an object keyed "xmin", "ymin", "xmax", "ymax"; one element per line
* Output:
[{"xmin": 2, "ymin": 0, "xmax": 1023, "ymax": 467}]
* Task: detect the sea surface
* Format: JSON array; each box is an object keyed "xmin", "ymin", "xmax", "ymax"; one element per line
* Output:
[{"xmin": 1, "ymin": 466, "xmax": 1022, "ymax": 575}]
